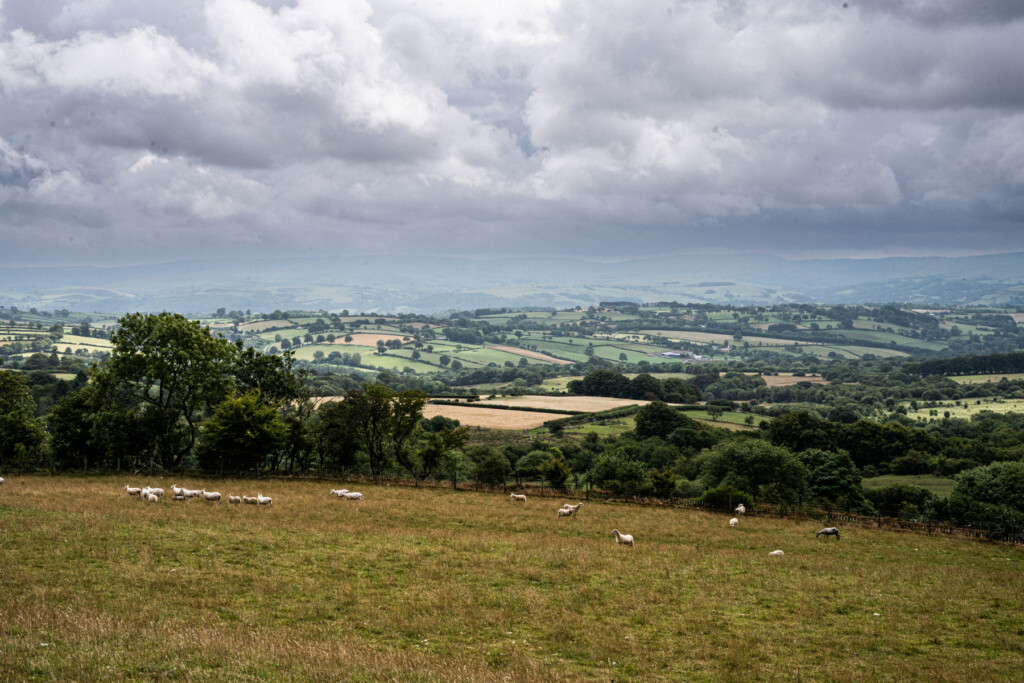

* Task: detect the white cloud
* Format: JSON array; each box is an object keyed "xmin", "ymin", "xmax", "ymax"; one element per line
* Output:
[{"xmin": 0, "ymin": 0, "xmax": 1022, "ymax": 264}]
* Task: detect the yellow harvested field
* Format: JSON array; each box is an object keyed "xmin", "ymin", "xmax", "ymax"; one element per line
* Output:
[
  {"xmin": 423, "ymin": 404, "xmax": 554, "ymax": 430},
  {"xmin": 757, "ymin": 373, "xmax": 827, "ymax": 387},
  {"xmin": 486, "ymin": 345, "xmax": 573, "ymax": 364},
  {"xmin": 478, "ymin": 395, "xmax": 649, "ymax": 411},
  {"xmin": 330, "ymin": 333, "xmax": 407, "ymax": 346}
]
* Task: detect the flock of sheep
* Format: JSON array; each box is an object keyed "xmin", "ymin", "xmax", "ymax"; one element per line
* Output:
[
  {"xmin": 124, "ymin": 484, "xmax": 272, "ymax": 506},
  {"xmin": 511, "ymin": 493, "xmax": 838, "ymax": 556},
  {"xmin": 118, "ymin": 480, "xmax": 838, "ymax": 557}
]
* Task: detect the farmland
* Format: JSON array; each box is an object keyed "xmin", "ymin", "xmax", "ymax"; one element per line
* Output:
[{"xmin": 2, "ymin": 476, "xmax": 1022, "ymax": 681}]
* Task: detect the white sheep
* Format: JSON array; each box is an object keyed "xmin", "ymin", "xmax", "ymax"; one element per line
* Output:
[
  {"xmin": 612, "ymin": 529, "xmax": 634, "ymax": 547},
  {"xmin": 200, "ymin": 489, "xmax": 222, "ymax": 501},
  {"xmin": 510, "ymin": 493, "xmax": 527, "ymax": 503},
  {"xmin": 769, "ymin": 550, "xmax": 784, "ymax": 557},
  {"xmin": 242, "ymin": 495, "xmax": 258, "ymax": 505},
  {"xmin": 341, "ymin": 491, "xmax": 363, "ymax": 500},
  {"xmin": 256, "ymin": 492, "xmax": 273, "ymax": 506},
  {"xmin": 330, "ymin": 489, "xmax": 349, "ymax": 497},
  {"xmin": 729, "ymin": 518, "xmax": 739, "ymax": 527},
  {"xmin": 735, "ymin": 504, "xmax": 746, "ymax": 515},
  {"xmin": 170, "ymin": 484, "xmax": 183, "ymax": 496},
  {"xmin": 558, "ymin": 507, "xmax": 573, "ymax": 517},
  {"xmin": 148, "ymin": 487, "xmax": 164, "ymax": 498},
  {"xmin": 565, "ymin": 502, "xmax": 584, "ymax": 514},
  {"xmin": 227, "ymin": 495, "xmax": 241, "ymax": 504},
  {"xmin": 146, "ymin": 492, "xmax": 159, "ymax": 503},
  {"xmin": 125, "ymin": 485, "xmax": 142, "ymax": 497},
  {"xmin": 0, "ymin": 477, "xmax": 4, "ymax": 484},
  {"xmin": 182, "ymin": 488, "xmax": 201, "ymax": 499}
]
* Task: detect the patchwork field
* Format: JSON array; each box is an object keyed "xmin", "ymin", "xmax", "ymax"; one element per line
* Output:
[
  {"xmin": 476, "ymin": 395, "xmax": 648, "ymax": 412},
  {"xmin": 486, "ymin": 345, "xmax": 573, "ymax": 365},
  {"xmin": 1, "ymin": 476, "xmax": 1022, "ymax": 681},
  {"xmin": 422, "ymin": 404, "xmax": 556, "ymax": 430}
]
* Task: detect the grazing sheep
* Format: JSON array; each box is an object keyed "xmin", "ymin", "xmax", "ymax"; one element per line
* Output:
[
  {"xmin": 256, "ymin": 492, "xmax": 273, "ymax": 506},
  {"xmin": 200, "ymin": 489, "xmax": 222, "ymax": 501},
  {"xmin": 729, "ymin": 518, "xmax": 739, "ymax": 528},
  {"xmin": 148, "ymin": 487, "xmax": 164, "ymax": 498},
  {"xmin": 341, "ymin": 491, "xmax": 363, "ymax": 500},
  {"xmin": 227, "ymin": 495, "xmax": 241, "ymax": 504},
  {"xmin": 768, "ymin": 550, "xmax": 784, "ymax": 557},
  {"xmin": 182, "ymin": 488, "xmax": 201, "ymax": 499},
  {"xmin": 612, "ymin": 529, "xmax": 634, "ymax": 547},
  {"xmin": 330, "ymin": 489, "xmax": 349, "ymax": 497},
  {"xmin": 816, "ymin": 527, "xmax": 840, "ymax": 540},
  {"xmin": 735, "ymin": 504, "xmax": 746, "ymax": 515},
  {"xmin": 558, "ymin": 507, "xmax": 573, "ymax": 517},
  {"xmin": 125, "ymin": 485, "xmax": 142, "ymax": 497},
  {"xmin": 510, "ymin": 493, "xmax": 527, "ymax": 503},
  {"xmin": 563, "ymin": 502, "xmax": 584, "ymax": 515},
  {"xmin": 242, "ymin": 495, "xmax": 258, "ymax": 505},
  {"xmin": 146, "ymin": 492, "xmax": 159, "ymax": 503}
]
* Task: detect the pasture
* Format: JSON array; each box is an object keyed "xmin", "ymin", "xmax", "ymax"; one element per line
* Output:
[{"xmin": 1, "ymin": 476, "xmax": 1022, "ymax": 681}]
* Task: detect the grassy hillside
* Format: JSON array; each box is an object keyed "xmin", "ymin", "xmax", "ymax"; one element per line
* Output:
[{"xmin": 1, "ymin": 476, "xmax": 1022, "ymax": 681}]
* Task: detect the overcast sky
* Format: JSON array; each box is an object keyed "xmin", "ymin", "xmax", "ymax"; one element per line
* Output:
[{"xmin": 1, "ymin": 0, "xmax": 1023, "ymax": 266}]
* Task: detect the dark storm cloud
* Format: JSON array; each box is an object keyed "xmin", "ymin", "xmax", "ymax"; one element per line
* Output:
[{"xmin": 0, "ymin": 0, "xmax": 1022, "ymax": 265}]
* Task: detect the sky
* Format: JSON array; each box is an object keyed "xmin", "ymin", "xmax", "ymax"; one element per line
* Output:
[{"xmin": 1, "ymin": 0, "xmax": 1023, "ymax": 266}]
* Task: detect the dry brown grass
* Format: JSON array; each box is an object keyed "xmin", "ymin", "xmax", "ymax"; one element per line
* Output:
[
  {"xmin": 238, "ymin": 320, "xmax": 296, "ymax": 332},
  {"xmin": 1, "ymin": 476, "xmax": 1023, "ymax": 680}
]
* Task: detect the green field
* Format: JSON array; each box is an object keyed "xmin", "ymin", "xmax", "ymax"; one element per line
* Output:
[
  {"xmin": 5, "ymin": 476, "xmax": 1018, "ymax": 680},
  {"xmin": 909, "ymin": 398, "xmax": 1024, "ymax": 419},
  {"xmin": 950, "ymin": 373, "xmax": 1024, "ymax": 385},
  {"xmin": 861, "ymin": 475, "xmax": 956, "ymax": 499}
]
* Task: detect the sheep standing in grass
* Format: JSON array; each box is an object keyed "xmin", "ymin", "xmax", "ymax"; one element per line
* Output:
[
  {"xmin": 563, "ymin": 502, "xmax": 584, "ymax": 515},
  {"xmin": 769, "ymin": 550, "xmax": 784, "ymax": 557},
  {"xmin": 125, "ymin": 485, "xmax": 142, "ymax": 497},
  {"xmin": 510, "ymin": 493, "xmax": 527, "ymax": 503},
  {"xmin": 148, "ymin": 487, "xmax": 164, "ymax": 498},
  {"xmin": 227, "ymin": 495, "xmax": 241, "ymax": 504},
  {"xmin": 341, "ymin": 491, "xmax": 363, "ymax": 501},
  {"xmin": 146, "ymin": 492, "xmax": 159, "ymax": 503},
  {"xmin": 330, "ymin": 489, "xmax": 349, "ymax": 497},
  {"xmin": 242, "ymin": 495, "xmax": 258, "ymax": 505},
  {"xmin": 735, "ymin": 504, "xmax": 746, "ymax": 515},
  {"xmin": 0, "ymin": 477, "xmax": 4, "ymax": 485},
  {"xmin": 729, "ymin": 518, "xmax": 739, "ymax": 528},
  {"xmin": 612, "ymin": 529, "xmax": 634, "ymax": 547},
  {"xmin": 558, "ymin": 507, "xmax": 573, "ymax": 517},
  {"xmin": 182, "ymin": 487, "xmax": 201, "ymax": 499},
  {"xmin": 256, "ymin": 492, "xmax": 273, "ymax": 506},
  {"xmin": 171, "ymin": 484, "xmax": 183, "ymax": 497},
  {"xmin": 201, "ymin": 490, "xmax": 222, "ymax": 501},
  {"xmin": 816, "ymin": 527, "xmax": 840, "ymax": 540}
]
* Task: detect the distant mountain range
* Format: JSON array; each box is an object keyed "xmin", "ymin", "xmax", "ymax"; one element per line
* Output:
[{"xmin": 1, "ymin": 252, "xmax": 1023, "ymax": 314}]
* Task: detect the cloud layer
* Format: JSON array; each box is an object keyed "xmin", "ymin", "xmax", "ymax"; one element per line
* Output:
[{"xmin": 1, "ymin": 0, "xmax": 1023, "ymax": 264}]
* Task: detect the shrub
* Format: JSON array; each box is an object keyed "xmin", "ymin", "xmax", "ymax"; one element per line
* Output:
[{"xmin": 697, "ymin": 484, "xmax": 753, "ymax": 510}]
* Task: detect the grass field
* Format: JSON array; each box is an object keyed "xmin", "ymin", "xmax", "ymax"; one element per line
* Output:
[
  {"xmin": 422, "ymin": 404, "xmax": 556, "ymax": 430},
  {"xmin": 861, "ymin": 475, "xmax": 956, "ymax": 499},
  {"xmin": 1, "ymin": 476, "xmax": 1022, "ymax": 681},
  {"xmin": 910, "ymin": 398, "xmax": 1024, "ymax": 419},
  {"xmin": 949, "ymin": 373, "xmax": 1024, "ymax": 385}
]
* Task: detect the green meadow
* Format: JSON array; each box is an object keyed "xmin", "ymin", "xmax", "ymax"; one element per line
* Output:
[{"xmin": 2, "ymin": 476, "xmax": 1022, "ymax": 681}]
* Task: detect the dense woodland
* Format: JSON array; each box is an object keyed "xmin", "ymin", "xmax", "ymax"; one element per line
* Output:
[{"xmin": 2, "ymin": 302, "xmax": 1024, "ymax": 537}]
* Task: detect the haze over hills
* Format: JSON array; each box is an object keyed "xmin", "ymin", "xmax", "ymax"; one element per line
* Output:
[{"xmin": 1, "ymin": 252, "xmax": 1023, "ymax": 315}]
